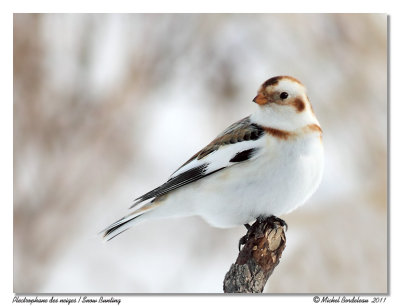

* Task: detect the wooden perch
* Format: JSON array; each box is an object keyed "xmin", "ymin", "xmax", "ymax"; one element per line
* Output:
[{"xmin": 223, "ymin": 217, "xmax": 287, "ymax": 293}]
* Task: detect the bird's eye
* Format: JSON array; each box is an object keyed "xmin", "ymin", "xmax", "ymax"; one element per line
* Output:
[{"xmin": 280, "ymin": 92, "xmax": 289, "ymax": 100}]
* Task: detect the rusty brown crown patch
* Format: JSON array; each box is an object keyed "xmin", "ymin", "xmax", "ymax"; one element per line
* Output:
[{"xmin": 262, "ymin": 76, "xmax": 303, "ymax": 89}]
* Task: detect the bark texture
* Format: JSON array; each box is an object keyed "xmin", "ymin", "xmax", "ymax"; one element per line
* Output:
[{"xmin": 223, "ymin": 218, "xmax": 287, "ymax": 293}]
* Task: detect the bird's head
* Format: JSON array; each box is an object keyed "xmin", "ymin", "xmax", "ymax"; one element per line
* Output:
[{"xmin": 252, "ymin": 76, "xmax": 319, "ymax": 130}]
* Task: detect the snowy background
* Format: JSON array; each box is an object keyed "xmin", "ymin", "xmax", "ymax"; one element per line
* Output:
[{"xmin": 13, "ymin": 13, "xmax": 387, "ymax": 293}]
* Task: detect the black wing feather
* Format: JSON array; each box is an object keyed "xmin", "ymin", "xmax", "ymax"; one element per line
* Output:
[
  {"xmin": 176, "ymin": 117, "xmax": 264, "ymax": 169},
  {"xmin": 132, "ymin": 117, "xmax": 265, "ymax": 207},
  {"xmin": 229, "ymin": 148, "xmax": 259, "ymax": 163},
  {"xmin": 134, "ymin": 164, "xmax": 225, "ymax": 203}
]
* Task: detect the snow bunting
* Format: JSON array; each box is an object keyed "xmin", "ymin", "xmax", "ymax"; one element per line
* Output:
[{"xmin": 101, "ymin": 76, "xmax": 323, "ymax": 241}]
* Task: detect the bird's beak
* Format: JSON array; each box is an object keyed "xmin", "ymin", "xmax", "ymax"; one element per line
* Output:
[{"xmin": 252, "ymin": 94, "xmax": 268, "ymax": 105}]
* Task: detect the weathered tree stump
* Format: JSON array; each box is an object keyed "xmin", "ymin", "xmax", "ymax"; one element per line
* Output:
[{"xmin": 223, "ymin": 217, "xmax": 287, "ymax": 293}]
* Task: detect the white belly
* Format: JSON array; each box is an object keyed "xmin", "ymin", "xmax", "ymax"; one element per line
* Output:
[{"xmin": 149, "ymin": 135, "xmax": 324, "ymax": 228}]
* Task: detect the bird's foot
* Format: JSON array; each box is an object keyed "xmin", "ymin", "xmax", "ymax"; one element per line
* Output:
[
  {"xmin": 238, "ymin": 216, "xmax": 287, "ymax": 251},
  {"xmin": 238, "ymin": 224, "xmax": 251, "ymax": 250},
  {"xmin": 257, "ymin": 215, "xmax": 288, "ymax": 232}
]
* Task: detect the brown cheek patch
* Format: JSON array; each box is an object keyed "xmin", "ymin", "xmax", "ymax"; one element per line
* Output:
[
  {"xmin": 263, "ymin": 127, "xmax": 292, "ymax": 140},
  {"xmin": 291, "ymin": 98, "xmax": 306, "ymax": 112}
]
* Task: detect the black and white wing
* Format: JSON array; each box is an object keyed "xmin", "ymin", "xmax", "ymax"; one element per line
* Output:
[{"xmin": 131, "ymin": 116, "xmax": 266, "ymax": 207}]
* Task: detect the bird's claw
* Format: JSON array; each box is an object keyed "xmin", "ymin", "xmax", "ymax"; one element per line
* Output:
[
  {"xmin": 238, "ymin": 234, "xmax": 248, "ymax": 251},
  {"xmin": 238, "ymin": 223, "xmax": 251, "ymax": 250},
  {"xmin": 258, "ymin": 215, "xmax": 288, "ymax": 232},
  {"xmin": 238, "ymin": 216, "xmax": 287, "ymax": 251}
]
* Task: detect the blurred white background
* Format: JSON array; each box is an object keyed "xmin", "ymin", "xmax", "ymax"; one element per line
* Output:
[{"xmin": 13, "ymin": 13, "xmax": 387, "ymax": 293}]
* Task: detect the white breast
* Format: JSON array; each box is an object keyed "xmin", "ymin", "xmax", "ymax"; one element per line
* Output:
[{"xmin": 148, "ymin": 132, "xmax": 323, "ymax": 228}]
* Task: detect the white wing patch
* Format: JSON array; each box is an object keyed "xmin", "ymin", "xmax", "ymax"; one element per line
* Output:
[
  {"xmin": 131, "ymin": 117, "xmax": 266, "ymax": 208},
  {"xmin": 171, "ymin": 139, "xmax": 263, "ymax": 178}
]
